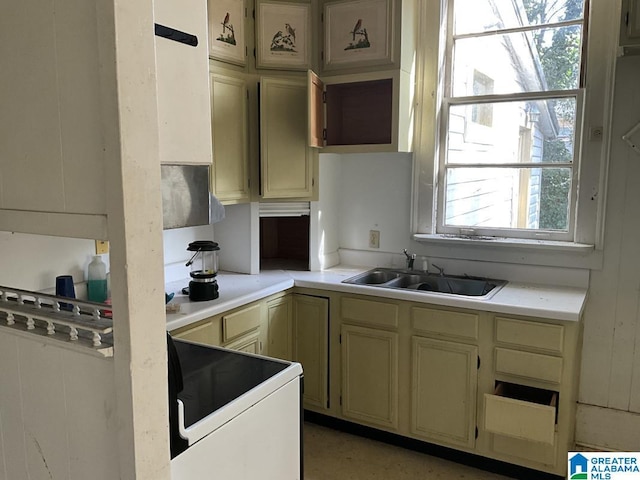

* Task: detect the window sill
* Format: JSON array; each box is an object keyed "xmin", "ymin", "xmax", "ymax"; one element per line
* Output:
[
  {"xmin": 412, "ymin": 234, "xmax": 602, "ymax": 270},
  {"xmin": 413, "ymin": 234, "xmax": 594, "ymax": 252}
]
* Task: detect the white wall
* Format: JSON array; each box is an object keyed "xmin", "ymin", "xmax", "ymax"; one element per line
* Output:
[
  {"xmin": 338, "ymin": 152, "xmax": 414, "ymax": 253},
  {"xmin": 213, "ymin": 203, "xmax": 259, "ymax": 274},
  {"xmin": 574, "ymin": 54, "xmax": 640, "ymax": 450},
  {"xmin": 0, "ymin": 226, "xmax": 213, "ymax": 294},
  {"xmin": 0, "ymin": 232, "xmax": 96, "ymax": 291},
  {"xmin": 311, "ymin": 154, "xmax": 341, "ymax": 270}
]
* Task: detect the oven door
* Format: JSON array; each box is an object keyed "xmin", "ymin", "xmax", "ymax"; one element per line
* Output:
[
  {"xmin": 170, "ymin": 339, "xmax": 303, "ymax": 479},
  {"xmin": 172, "ymin": 376, "xmax": 302, "ymax": 480}
]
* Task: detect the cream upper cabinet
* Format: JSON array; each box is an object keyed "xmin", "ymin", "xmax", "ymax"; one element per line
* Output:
[
  {"xmin": 341, "ymin": 324, "xmax": 399, "ymax": 430},
  {"xmin": 310, "ymin": 0, "xmax": 416, "ymax": 153},
  {"xmin": 318, "ymin": 0, "xmax": 416, "ymax": 75},
  {"xmin": 411, "ymin": 336, "xmax": 478, "ymax": 449},
  {"xmin": 293, "ymin": 294, "xmax": 329, "ymax": 411},
  {"xmin": 260, "ymin": 76, "xmax": 315, "ymax": 199},
  {"xmin": 210, "ymin": 68, "xmax": 250, "ymax": 203},
  {"xmin": 155, "ymin": 0, "xmax": 212, "ymax": 165},
  {"xmin": 621, "ymin": 0, "xmax": 640, "ymax": 46}
]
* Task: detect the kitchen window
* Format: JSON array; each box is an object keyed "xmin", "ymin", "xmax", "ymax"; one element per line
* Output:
[{"xmin": 413, "ymin": 0, "xmax": 615, "ymax": 252}]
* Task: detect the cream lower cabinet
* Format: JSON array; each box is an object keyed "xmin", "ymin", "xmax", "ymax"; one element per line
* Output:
[
  {"xmin": 170, "ymin": 315, "xmax": 222, "ymax": 346},
  {"xmin": 169, "ymin": 299, "xmax": 268, "ymax": 354},
  {"xmin": 210, "ymin": 67, "xmax": 250, "ymax": 204},
  {"xmin": 482, "ymin": 315, "xmax": 578, "ymax": 475},
  {"xmin": 171, "ymin": 288, "xmax": 580, "ymax": 477},
  {"xmin": 411, "ymin": 336, "xmax": 478, "ymax": 449},
  {"xmin": 221, "ymin": 303, "xmax": 266, "ymax": 354},
  {"xmin": 266, "ymin": 294, "xmax": 293, "ymax": 360},
  {"xmin": 341, "ymin": 324, "xmax": 399, "ymax": 430},
  {"xmin": 260, "ymin": 76, "xmax": 315, "ymax": 200},
  {"xmin": 293, "ymin": 294, "xmax": 329, "ymax": 411},
  {"xmin": 329, "ymin": 291, "xmax": 579, "ymax": 477}
]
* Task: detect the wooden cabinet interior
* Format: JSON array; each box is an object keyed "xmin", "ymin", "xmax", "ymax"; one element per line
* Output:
[
  {"xmin": 493, "ymin": 381, "xmax": 559, "ymax": 417},
  {"xmin": 260, "ymin": 216, "xmax": 310, "ymax": 271},
  {"xmin": 308, "ymin": 69, "xmax": 411, "ymax": 153},
  {"xmin": 325, "ymin": 79, "xmax": 393, "ymax": 146}
]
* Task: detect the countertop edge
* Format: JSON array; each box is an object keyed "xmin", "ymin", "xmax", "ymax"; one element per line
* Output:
[
  {"xmin": 166, "ymin": 268, "xmax": 586, "ymax": 331},
  {"xmin": 166, "ymin": 278, "xmax": 295, "ymax": 331}
]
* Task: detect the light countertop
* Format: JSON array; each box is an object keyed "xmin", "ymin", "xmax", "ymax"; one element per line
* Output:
[{"xmin": 165, "ymin": 266, "xmax": 588, "ymax": 331}]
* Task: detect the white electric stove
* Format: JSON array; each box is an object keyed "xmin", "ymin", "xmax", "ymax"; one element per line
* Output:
[{"xmin": 169, "ymin": 338, "xmax": 304, "ymax": 480}]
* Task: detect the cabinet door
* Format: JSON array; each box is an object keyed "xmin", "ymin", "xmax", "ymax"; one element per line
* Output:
[
  {"xmin": 171, "ymin": 317, "xmax": 222, "ymax": 346},
  {"xmin": 155, "ymin": 0, "xmax": 212, "ymax": 165},
  {"xmin": 341, "ymin": 324, "xmax": 398, "ymax": 429},
  {"xmin": 293, "ymin": 294, "xmax": 329, "ymax": 410},
  {"xmin": 210, "ymin": 71, "xmax": 250, "ymax": 203},
  {"xmin": 411, "ymin": 336, "xmax": 478, "ymax": 448},
  {"xmin": 621, "ymin": 0, "xmax": 640, "ymax": 45},
  {"xmin": 267, "ymin": 295, "xmax": 293, "ymax": 360},
  {"xmin": 260, "ymin": 77, "xmax": 313, "ymax": 199}
]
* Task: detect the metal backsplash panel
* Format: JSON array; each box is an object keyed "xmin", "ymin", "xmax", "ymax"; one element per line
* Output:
[{"xmin": 161, "ymin": 165, "xmax": 210, "ymax": 229}]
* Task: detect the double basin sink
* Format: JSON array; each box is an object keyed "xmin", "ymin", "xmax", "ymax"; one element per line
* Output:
[{"xmin": 342, "ymin": 268, "xmax": 506, "ymax": 299}]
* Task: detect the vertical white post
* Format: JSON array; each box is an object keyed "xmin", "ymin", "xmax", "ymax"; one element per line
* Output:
[{"xmin": 97, "ymin": 0, "xmax": 170, "ymax": 478}]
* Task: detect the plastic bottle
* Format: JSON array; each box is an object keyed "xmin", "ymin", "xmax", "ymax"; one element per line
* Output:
[{"xmin": 87, "ymin": 255, "xmax": 108, "ymax": 303}]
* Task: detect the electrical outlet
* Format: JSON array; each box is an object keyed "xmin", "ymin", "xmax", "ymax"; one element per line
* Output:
[
  {"xmin": 95, "ymin": 240, "xmax": 109, "ymax": 255},
  {"xmin": 369, "ymin": 230, "xmax": 380, "ymax": 249},
  {"xmin": 590, "ymin": 126, "xmax": 604, "ymax": 141}
]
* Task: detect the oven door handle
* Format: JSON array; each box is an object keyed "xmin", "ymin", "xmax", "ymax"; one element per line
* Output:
[{"xmin": 177, "ymin": 399, "xmax": 191, "ymax": 445}]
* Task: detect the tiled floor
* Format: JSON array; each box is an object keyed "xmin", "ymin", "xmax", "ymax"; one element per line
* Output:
[{"xmin": 303, "ymin": 422, "xmax": 512, "ymax": 480}]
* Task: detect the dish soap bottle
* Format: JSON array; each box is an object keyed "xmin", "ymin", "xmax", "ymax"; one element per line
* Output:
[{"xmin": 87, "ymin": 255, "xmax": 108, "ymax": 303}]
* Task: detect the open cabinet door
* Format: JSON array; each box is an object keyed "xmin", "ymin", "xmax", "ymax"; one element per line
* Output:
[{"xmin": 308, "ymin": 70, "xmax": 324, "ymax": 148}]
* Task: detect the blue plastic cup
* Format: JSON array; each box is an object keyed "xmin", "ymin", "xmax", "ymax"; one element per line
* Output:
[{"xmin": 55, "ymin": 275, "xmax": 75, "ymax": 310}]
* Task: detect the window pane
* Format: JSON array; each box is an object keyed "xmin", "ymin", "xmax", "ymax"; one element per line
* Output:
[
  {"xmin": 452, "ymin": 25, "xmax": 583, "ymax": 96},
  {"xmin": 446, "ymin": 98, "xmax": 577, "ymax": 165},
  {"xmin": 444, "ymin": 167, "xmax": 571, "ymax": 230},
  {"xmin": 454, "ymin": 0, "xmax": 585, "ymax": 35}
]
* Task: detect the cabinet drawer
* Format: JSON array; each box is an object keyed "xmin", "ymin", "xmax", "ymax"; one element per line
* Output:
[
  {"xmin": 224, "ymin": 331, "xmax": 260, "ymax": 354},
  {"xmin": 492, "ymin": 433, "xmax": 557, "ymax": 466},
  {"xmin": 341, "ymin": 297, "xmax": 398, "ymax": 329},
  {"xmin": 495, "ymin": 317, "xmax": 564, "ymax": 354},
  {"xmin": 495, "ymin": 348, "xmax": 563, "ymax": 384},
  {"xmin": 411, "ymin": 307, "xmax": 478, "ymax": 341},
  {"xmin": 222, "ymin": 303, "xmax": 262, "ymax": 342},
  {"xmin": 170, "ymin": 317, "xmax": 222, "ymax": 346},
  {"xmin": 484, "ymin": 383, "xmax": 557, "ymax": 445}
]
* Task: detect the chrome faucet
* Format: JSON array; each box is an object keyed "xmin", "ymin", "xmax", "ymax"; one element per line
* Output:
[
  {"xmin": 431, "ymin": 263, "xmax": 445, "ymax": 276},
  {"xmin": 403, "ymin": 249, "xmax": 416, "ymax": 270}
]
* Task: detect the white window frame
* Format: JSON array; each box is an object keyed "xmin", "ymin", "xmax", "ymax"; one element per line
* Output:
[
  {"xmin": 438, "ymin": 91, "xmax": 584, "ymax": 242},
  {"xmin": 412, "ymin": 0, "xmax": 619, "ymax": 259}
]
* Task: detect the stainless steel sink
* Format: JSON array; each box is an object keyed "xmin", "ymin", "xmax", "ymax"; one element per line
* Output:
[
  {"xmin": 342, "ymin": 268, "xmax": 506, "ymax": 299},
  {"xmin": 348, "ymin": 270, "xmax": 401, "ymax": 285}
]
